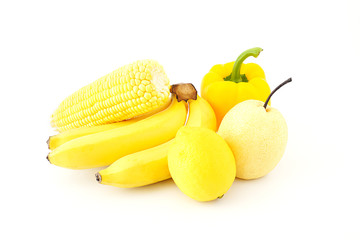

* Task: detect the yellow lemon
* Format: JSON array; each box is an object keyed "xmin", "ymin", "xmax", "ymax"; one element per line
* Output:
[{"xmin": 168, "ymin": 126, "xmax": 236, "ymax": 201}]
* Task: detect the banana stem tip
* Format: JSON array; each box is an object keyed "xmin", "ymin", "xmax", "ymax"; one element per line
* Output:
[
  {"xmin": 46, "ymin": 136, "xmax": 51, "ymax": 149},
  {"xmin": 170, "ymin": 83, "xmax": 197, "ymax": 102},
  {"xmin": 95, "ymin": 173, "xmax": 102, "ymax": 183}
]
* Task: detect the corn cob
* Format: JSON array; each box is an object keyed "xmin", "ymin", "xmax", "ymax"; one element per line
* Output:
[{"xmin": 51, "ymin": 60, "xmax": 170, "ymax": 132}]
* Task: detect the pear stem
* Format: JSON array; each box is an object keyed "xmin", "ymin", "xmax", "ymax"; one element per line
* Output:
[{"xmin": 263, "ymin": 78, "xmax": 292, "ymax": 109}]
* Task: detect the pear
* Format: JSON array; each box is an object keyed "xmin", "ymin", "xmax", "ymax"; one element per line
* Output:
[{"xmin": 218, "ymin": 79, "xmax": 291, "ymax": 179}]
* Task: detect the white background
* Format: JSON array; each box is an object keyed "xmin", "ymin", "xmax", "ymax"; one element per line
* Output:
[{"xmin": 1, "ymin": 0, "xmax": 359, "ymax": 239}]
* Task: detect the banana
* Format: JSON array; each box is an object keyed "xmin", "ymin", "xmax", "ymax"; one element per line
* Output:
[
  {"xmin": 47, "ymin": 95, "xmax": 187, "ymax": 169},
  {"xmin": 184, "ymin": 96, "xmax": 217, "ymax": 131},
  {"xmin": 95, "ymin": 96, "xmax": 217, "ymax": 188},
  {"xmin": 47, "ymin": 98, "xmax": 171, "ymax": 150}
]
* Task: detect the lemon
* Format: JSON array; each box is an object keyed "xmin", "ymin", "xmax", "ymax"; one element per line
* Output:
[{"xmin": 168, "ymin": 126, "xmax": 236, "ymax": 201}]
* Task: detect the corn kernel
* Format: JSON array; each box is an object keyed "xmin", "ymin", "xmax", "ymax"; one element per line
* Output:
[
  {"xmin": 131, "ymin": 91, "xmax": 137, "ymax": 98},
  {"xmin": 125, "ymin": 91, "xmax": 132, "ymax": 100},
  {"xmin": 134, "ymin": 72, "xmax": 140, "ymax": 80},
  {"xmin": 142, "ymin": 80, "xmax": 150, "ymax": 86},
  {"xmin": 146, "ymin": 73, "xmax": 152, "ymax": 80},
  {"xmin": 149, "ymin": 97, "xmax": 156, "ymax": 103},
  {"xmin": 137, "ymin": 90, "xmax": 144, "ymax": 96},
  {"xmin": 144, "ymin": 92, "xmax": 151, "ymax": 100},
  {"xmin": 145, "ymin": 85, "xmax": 153, "ymax": 92},
  {"xmin": 139, "ymin": 84, "xmax": 146, "ymax": 92}
]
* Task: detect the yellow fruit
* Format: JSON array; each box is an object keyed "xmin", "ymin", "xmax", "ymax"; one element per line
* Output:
[
  {"xmin": 168, "ymin": 127, "xmax": 236, "ymax": 201},
  {"xmin": 47, "ymin": 120, "xmax": 139, "ymax": 150},
  {"xmin": 218, "ymin": 79, "xmax": 291, "ymax": 179},
  {"xmin": 47, "ymin": 99, "xmax": 171, "ymax": 150},
  {"xmin": 47, "ymin": 95, "xmax": 186, "ymax": 169},
  {"xmin": 96, "ymin": 141, "xmax": 173, "ymax": 188},
  {"xmin": 96, "ymin": 95, "xmax": 217, "ymax": 188},
  {"xmin": 185, "ymin": 96, "xmax": 217, "ymax": 130}
]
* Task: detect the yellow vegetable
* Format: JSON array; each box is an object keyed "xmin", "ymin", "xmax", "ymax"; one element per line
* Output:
[
  {"xmin": 201, "ymin": 47, "xmax": 271, "ymax": 128},
  {"xmin": 168, "ymin": 127, "xmax": 236, "ymax": 201},
  {"xmin": 51, "ymin": 60, "xmax": 170, "ymax": 132}
]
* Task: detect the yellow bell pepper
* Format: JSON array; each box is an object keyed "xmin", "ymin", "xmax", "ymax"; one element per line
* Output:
[{"xmin": 201, "ymin": 47, "xmax": 271, "ymax": 128}]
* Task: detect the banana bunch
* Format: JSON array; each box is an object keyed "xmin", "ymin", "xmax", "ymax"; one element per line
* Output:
[{"xmin": 47, "ymin": 83, "xmax": 217, "ymax": 188}]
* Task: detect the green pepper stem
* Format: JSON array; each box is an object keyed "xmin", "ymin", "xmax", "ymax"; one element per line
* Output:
[
  {"xmin": 228, "ymin": 47, "xmax": 263, "ymax": 83},
  {"xmin": 263, "ymin": 78, "xmax": 292, "ymax": 109}
]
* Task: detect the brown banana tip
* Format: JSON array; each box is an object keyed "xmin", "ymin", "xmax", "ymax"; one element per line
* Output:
[
  {"xmin": 218, "ymin": 194, "xmax": 224, "ymax": 199},
  {"xmin": 46, "ymin": 136, "xmax": 51, "ymax": 149},
  {"xmin": 95, "ymin": 173, "xmax": 102, "ymax": 183},
  {"xmin": 170, "ymin": 83, "xmax": 197, "ymax": 102},
  {"xmin": 46, "ymin": 154, "xmax": 51, "ymax": 164}
]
